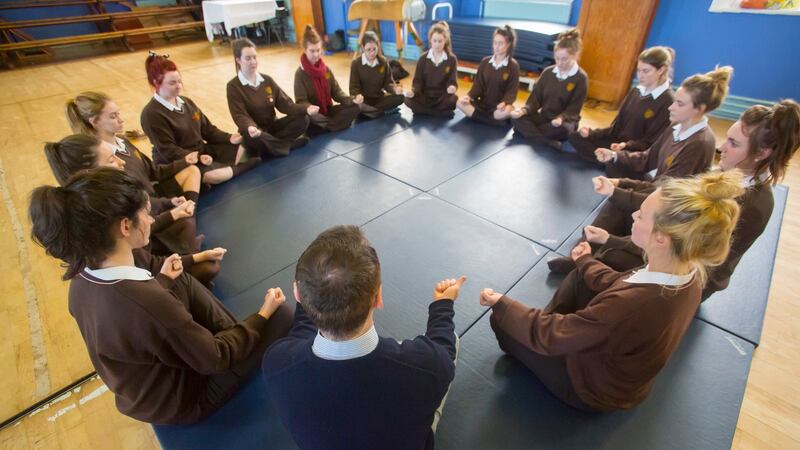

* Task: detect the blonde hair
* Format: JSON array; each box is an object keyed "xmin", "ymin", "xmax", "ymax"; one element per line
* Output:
[
  {"xmin": 555, "ymin": 28, "xmax": 582, "ymax": 55},
  {"xmin": 302, "ymin": 25, "xmax": 322, "ymax": 49},
  {"xmin": 655, "ymin": 171, "xmax": 745, "ymax": 286},
  {"xmin": 681, "ymin": 66, "xmax": 733, "ymax": 113},
  {"xmin": 428, "ymin": 21, "xmax": 453, "ymax": 56},
  {"xmin": 65, "ymin": 91, "xmax": 110, "ymax": 135}
]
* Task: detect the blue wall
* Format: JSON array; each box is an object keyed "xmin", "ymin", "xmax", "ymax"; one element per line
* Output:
[{"xmin": 644, "ymin": 0, "xmax": 800, "ymax": 102}]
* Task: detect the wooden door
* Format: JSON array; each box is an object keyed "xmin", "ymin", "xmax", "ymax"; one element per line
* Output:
[
  {"xmin": 291, "ymin": 0, "xmax": 325, "ymax": 40},
  {"xmin": 577, "ymin": 0, "xmax": 659, "ymax": 107}
]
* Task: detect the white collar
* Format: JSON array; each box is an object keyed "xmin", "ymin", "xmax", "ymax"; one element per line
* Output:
[
  {"xmin": 109, "ymin": 136, "xmax": 129, "ymax": 156},
  {"xmin": 312, "ymin": 324, "xmax": 379, "ymax": 360},
  {"xmin": 742, "ymin": 170, "xmax": 770, "ymax": 188},
  {"xmin": 153, "ymin": 94, "xmax": 184, "ymax": 112},
  {"xmin": 238, "ymin": 70, "xmax": 264, "ymax": 87},
  {"xmin": 624, "ymin": 266, "xmax": 696, "ymax": 287},
  {"xmin": 554, "ymin": 63, "xmax": 579, "ymax": 80},
  {"xmin": 490, "ymin": 55, "xmax": 509, "ymax": 70},
  {"xmin": 672, "ymin": 117, "xmax": 709, "ymax": 142},
  {"xmin": 427, "ymin": 50, "xmax": 448, "ymax": 66},
  {"xmin": 84, "ymin": 265, "xmax": 153, "ymax": 282},
  {"xmin": 361, "ymin": 53, "xmax": 379, "ymax": 68},
  {"xmin": 636, "ymin": 80, "xmax": 671, "ymax": 100}
]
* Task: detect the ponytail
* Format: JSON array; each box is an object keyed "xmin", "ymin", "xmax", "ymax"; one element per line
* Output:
[
  {"xmin": 43, "ymin": 134, "xmax": 101, "ymax": 186},
  {"xmin": 64, "ymin": 92, "xmax": 110, "ymax": 135},
  {"xmin": 29, "ymin": 168, "xmax": 149, "ymax": 280},
  {"xmin": 428, "ymin": 21, "xmax": 453, "ymax": 56},
  {"xmin": 741, "ymin": 99, "xmax": 800, "ymax": 184},
  {"xmin": 494, "ymin": 25, "xmax": 517, "ymax": 58}
]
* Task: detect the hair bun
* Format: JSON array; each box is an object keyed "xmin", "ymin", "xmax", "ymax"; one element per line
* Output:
[
  {"xmin": 699, "ymin": 170, "xmax": 744, "ymax": 202},
  {"xmin": 708, "ymin": 65, "xmax": 733, "ymax": 86}
]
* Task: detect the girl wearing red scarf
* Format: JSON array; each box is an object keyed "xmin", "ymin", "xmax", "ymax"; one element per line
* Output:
[{"xmin": 293, "ymin": 25, "xmax": 361, "ymax": 133}]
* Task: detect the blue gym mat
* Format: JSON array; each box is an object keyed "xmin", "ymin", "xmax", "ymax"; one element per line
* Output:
[
  {"xmin": 434, "ymin": 254, "xmax": 754, "ymax": 450},
  {"xmin": 435, "ymin": 143, "xmax": 604, "ymax": 250},
  {"xmin": 154, "ymin": 106, "xmax": 774, "ymax": 450}
]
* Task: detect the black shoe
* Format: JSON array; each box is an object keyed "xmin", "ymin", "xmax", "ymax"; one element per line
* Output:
[{"xmin": 547, "ymin": 255, "xmax": 577, "ymax": 273}]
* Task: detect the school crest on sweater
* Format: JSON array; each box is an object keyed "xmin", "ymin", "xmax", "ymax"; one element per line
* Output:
[
  {"xmin": 191, "ymin": 111, "xmax": 201, "ymax": 121},
  {"xmin": 644, "ymin": 109, "xmax": 655, "ymax": 119},
  {"xmin": 665, "ymin": 154, "xmax": 675, "ymax": 167},
  {"xmin": 566, "ymin": 82, "xmax": 575, "ymax": 92},
  {"xmin": 325, "ymin": 71, "xmax": 331, "ymax": 80},
  {"xmin": 502, "ymin": 71, "xmax": 509, "ymax": 81},
  {"xmin": 377, "ymin": 65, "xmax": 385, "ymax": 74},
  {"xmin": 444, "ymin": 66, "xmax": 451, "ymax": 74}
]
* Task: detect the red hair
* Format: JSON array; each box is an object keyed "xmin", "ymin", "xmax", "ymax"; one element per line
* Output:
[{"xmin": 145, "ymin": 53, "xmax": 178, "ymax": 88}]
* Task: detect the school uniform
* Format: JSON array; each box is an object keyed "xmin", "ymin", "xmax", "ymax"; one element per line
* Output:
[
  {"xmin": 349, "ymin": 54, "xmax": 404, "ymax": 119},
  {"xmin": 569, "ymin": 82, "xmax": 674, "ymax": 163},
  {"xmin": 106, "ymin": 136, "xmax": 200, "ymax": 255},
  {"xmin": 226, "ymin": 71, "xmax": 310, "ymax": 158},
  {"xmin": 605, "ymin": 118, "xmax": 716, "ymax": 180},
  {"xmin": 140, "ymin": 94, "xmax": 239, "ymax": 174},
  {"xmin": 294, "ymin": 64, "xmax": 360, "ymax": 133},
  {"xmin": 512, "ymin": 64, "xmax": 588, "ymax": 142},
  {"xmin": 466, "ymin": 55, "xmax": 520, "ymax": 126},
  {"xmin": 405, "ymin": 50, "xmax": 458, "ymax": 117},
  {"xmin": 490, "ymin": 255, "xmax": 701, "ymax": 411},
  {"xmin": 68, "ymin": 251, "xmax": 293, "ymax": 425},
  {"xmin": 263, "ymin": 301, "xmax": 457, "ymax": 450}
]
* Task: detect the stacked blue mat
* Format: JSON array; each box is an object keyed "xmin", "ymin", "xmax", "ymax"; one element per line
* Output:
[
  {"xmin": 153, "ymin": 108, "xmax": 787, "ymax": 449},
  {"xmin": 448, "ymin": 18, "xmax": 572, "ymax": 73}
]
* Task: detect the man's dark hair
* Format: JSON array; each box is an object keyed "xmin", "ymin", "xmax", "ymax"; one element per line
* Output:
[{"xmin": 295, "ymin": 225, "xmax": 381, "ymax": 337}]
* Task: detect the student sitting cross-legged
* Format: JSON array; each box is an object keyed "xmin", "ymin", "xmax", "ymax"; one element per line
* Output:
[{"xmin": 263, "ymin": 225, "xmax": 462, "ymax": 450}]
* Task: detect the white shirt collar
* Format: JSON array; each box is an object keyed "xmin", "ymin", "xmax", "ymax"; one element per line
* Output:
[
  {"xmin": 672, "ymin": 117, "xmax": 709, "ymax": 142},
  {"xmin": 624, "ymin": 266, "xmax": 696, "ymax": 287},
  {"xmin": 312, "ymin": 325, "xmax": 379, "ymax": 360},
  {"xmin": 554, "ymin": 63, "xmax": 579, "ymax": 80},
  {"xmin": 490, "ymin": 55, "xmax": 509, "ymax": 70},
  {"xmin": 238, "ymin": 70, "xmax": 264, "ymax": 87},
  {"xmin": 742, "ymin": 170, "xmax": 770, "ymax": 188},
  {"xmin": 361, "ymin": 53, "xmax": 379, "ymax": 68},
  {"xmin": 427, "ymin": 50, "xmax": 448, "ymax": 66},
  {"xmin": 109, "ymin": 136, "xmax": 129, "ymax": 156},
  {"xmin": 636, "ymin": 80, "xmax": 671, "ymax": 100},
  {"xmin": 153, "ymin": 93, "xmax": 184, "ymax": 112},
  {"xmin": 83, "ymin": 266, "xmax": 153, "ymax": 282}
]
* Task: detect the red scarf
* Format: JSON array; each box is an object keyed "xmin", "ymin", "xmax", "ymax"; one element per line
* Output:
[{"xmin": 300, "ymin": 53, "xmax": 332, "ymax": 115}]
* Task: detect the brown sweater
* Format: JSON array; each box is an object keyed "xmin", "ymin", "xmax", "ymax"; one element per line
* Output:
[
  {"xmin": 294, "ymin": 65, "xmax": 353, "ymax": 109},
  {"xmin": 117, "ymin": 137, "xmax": 189, "ymax": 191},
  {"xmin": 140, "ymin": 96, "xmax": 232, "ymax": 165},
  {"xmin": 522, "ymin": 65, "xmax": 588, "ymax": 124},
  {"xmin": 349, "ymin": 56, "xmax": 396, "ymax": 100},
  {"xmin": 226, "ymin": 73, "xmax": 306, "ymax": 133},
  {"xmin": 588, "ymin": 86, "xmax": 674, "ymax": 151},
  {"xmin": 703, "ymin": 181, "xmax": 774, "ymax": 299},
  {"xmin": 491, "ymin": 255, "xmax": 701, "ymax": 410},
  {"xmin": 68, "ymin": 250, "xmax": 267, "ymax": 424},
  {"xmin": 467, "ymin": 56, "xmax": 520, "ymax": 109},
  {"xmin": 615, "ymin": 125, "xmax": 716, "ymax": 180},
  {"xmin": 411, "ymin": 50, "xmax": 458, "ymax": 100}
]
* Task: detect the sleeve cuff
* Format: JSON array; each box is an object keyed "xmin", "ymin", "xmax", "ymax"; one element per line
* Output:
[{"xmin": 155, "ymin": 273, "xmax": 176, "ymax": 290}]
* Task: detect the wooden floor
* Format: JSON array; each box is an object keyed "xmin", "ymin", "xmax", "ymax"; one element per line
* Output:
[{"xmin": 0, "ymin": 40, "xmax": 797, "ymax": 449}]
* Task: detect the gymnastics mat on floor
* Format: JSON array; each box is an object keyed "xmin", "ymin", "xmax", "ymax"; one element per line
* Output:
[
  {"xmin": 346, "ymin": 116, "xmax": 511, "ymax": 191},
  {"xmin": 361, "ymin": 195, "xmax": 545, "ymax": 337},
  {"xmin": 197, "ymin": 143, "xmax": 336, "ymax": 212},
  {"xmin": 435, "ymin": 143, "xmax": 604, "ymax": 251},
  {"xmin": 197, "ymin": 156, "xmax": 419, "ymax": 298},
  {"xmin": 306, "ymin": 109, "xmax": 411, "ymax": 155},
  {"xmin": 153, "ymin": 375, "xmax": 298, "ymax": 450},
  {"xmin": 697, "ymin": 184, "xmax": 789, "ymax": 346},
  {"xmin": 555, "ymin": 200, "xmax": 604, "ymax": 256},
  {"xmin": 435, "ymin": 254, "xmax": 754, "ymax": 450}
]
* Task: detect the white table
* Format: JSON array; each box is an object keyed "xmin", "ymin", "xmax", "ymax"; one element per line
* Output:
[{"xmin": 202, "ymin": 0, "xmax": 279, "ymax": 42}]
